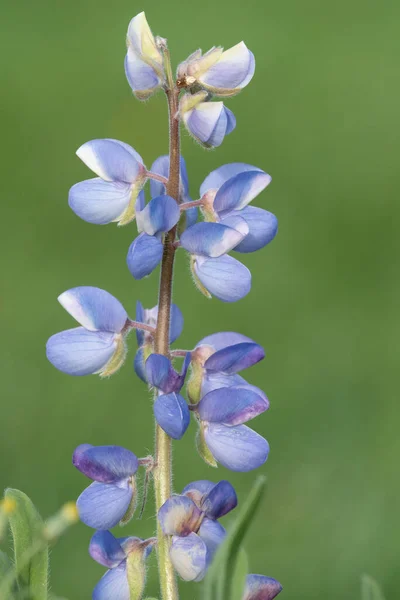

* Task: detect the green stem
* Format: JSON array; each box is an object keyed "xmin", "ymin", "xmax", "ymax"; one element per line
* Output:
[{"xmin": 153, "ymin": 50, "xmax": 180, "ymax": 600}]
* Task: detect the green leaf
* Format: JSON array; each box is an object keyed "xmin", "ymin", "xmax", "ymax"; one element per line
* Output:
[
  {"xmin": 203, "ymin": 476, "xmax": 266, "ymax": 600},
  {"xmin": 4, "ymin": 489, "xmax": 49, "ymax": 600},
  {"xmin": 361, "ymin": 575, "xmax": 385, "ymax": 600}
]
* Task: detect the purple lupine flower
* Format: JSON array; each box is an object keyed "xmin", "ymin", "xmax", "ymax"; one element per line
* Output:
[
  {"xmin": 134, "ymin": 301, "xmax": 184, "ymax": 382},
  {"xmin": 180, "ymin": 221, "xmax": 251, "ymax": 302},
  {"xmin": 146, "ymin": 353, "xmax": 191, "ymax": 439},
  {"xmin": 158, "ymin": 480, "xmax": 237, "ymax": 581},
  {"xmin": 68, "ymin": 139, "xmax": 147, "ymax": 226},
  {"xmin": 200, "ymin": 163, "xmax": 277, "ymax": 253},
  {"xmin": 46, "ymin": 287, "xmax": 128, "ymax": 377},
  {"xmin": 125, "ymin": 12, "xmax": 165, "ymax": 100},
  {"xmin": 126, "ymin": 193, "xmax": 180, "ymax": 280},
  {"xmin": 150, "ymin": 155, "xmax": 198, "ymax": 228},
  {"xmin": 180, "ymin": 92, "xmax": 236, "ymax": 148},
  {"xmin": 178, "ymin": 42, "xmax": 255, "ymax": 97},
  {"xmin": 243, "ymin": 574, "xmax": 283, "ymax": 600},
  {"xmin": 89, "ymin": 530, "xmax": 156, "ymax": 600},
  {"xmin": 73, "ymin": 444, "xmax": 138, "ymax": 529}
]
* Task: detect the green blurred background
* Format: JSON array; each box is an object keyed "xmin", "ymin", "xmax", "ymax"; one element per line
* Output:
[{"xmin": 1, "ymin": 0, "xmax": 399, "ymax": 598}]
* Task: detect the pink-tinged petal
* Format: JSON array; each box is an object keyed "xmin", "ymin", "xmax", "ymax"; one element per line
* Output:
[
  {"xmin": 154, "ymin": 393, "xmax": 190, "ymax": 440},
  {"xmin": 201, "ymin": 481, "xmax": 237, "ymax": 519},
  {"xmin": 213, "ymin": 171, "xmax": 272, "ymax": 215},
  {"xmin": 93, "ymin": 563, "xmax": 129, "ymax": 600},
  {"xmin": 136, "ymin": 195, "xmax": 180, "ymax": 235},
  {"xmin": 46, "ymin": 328, "xmax": 117, "ymax": 376},
  {"xmin": 243, "ymin": 574, "xmax": 283, "ymax": 600},
  {"xmin": 77, "ymin": 481, "xmax": 133, "ymax": 529},
  {"xmin": 181, "ymin": 222, "xmax": 246, "ymax": 258},
  {"xmin": 124, "ymin": 47, "xmax": 162, "ymax": 100},
  {"xmin": 58, "ymin": 286, "xmax": 127, "ymax": 332},
  {"xmin": 76, "ymin": 139, "xmax": 143, "ymax": 183},
  {"xmin": 72, "ymin": 445, "xmax": 138, "ymax": 482},
  {"xmin": 182, "ymin": 481, "xmax": 215, "ymax": 507},
  {"xmin": 204, "ymin": 342, "xmax": 265, "ymax": 374},
  {"xmin": 89, "ymin": 530, "xmax": 126, "ymax": 568},
  {"xmin": 126, "ymin": 233, "xmax": 163, "ymax": 280},
  {"xmin": 158, "ymin": 495, "xmax": 203, "ymax": 536},
  {"xmin": 204, "ymin": 423, "xmax": 269, "ymax": 472},
  {"xmin": 170, "ymin": 533, "xmax": 208, "ymax": 582},
  {"xmin": 198, "ymin": 387, "xmax": 269, "ymax": 426},
  {"xmin": 68, "ymin": 178, "xmax": 133, "ymax": 225},
  {"xmin": 193, "ymin": 255, "xmax": 251, "ymax": 302}
]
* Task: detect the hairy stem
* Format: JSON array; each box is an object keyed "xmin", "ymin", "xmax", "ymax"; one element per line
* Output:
[{"xmin": 153, "ymin": 72, "xmax": 180, "ymax": 600}]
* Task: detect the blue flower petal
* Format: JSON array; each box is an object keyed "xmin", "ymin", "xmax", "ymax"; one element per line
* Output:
[
  {"xmin": 93, "ymin": 563, "xmax": 129, "ymax": 600},
  {"xmin": 135, "ymin": 301, "xmax": 145, "ymax": 346},
  {"xmin": 46, "ymin": 328, "xmax": 117, "ymax": 376},
  {"xmin": 150, "ymin": 156, "xmax": 191, "ymax": 203},
  {"xmin": 89, "ymin": 530, "xmax": 126, "ymax": 568},
  {"xmin": 200, "ymin": 163, "xmax": 264, "ymax": 196},
  {"xmin": 213, "ymin": 171, "xmax": 271, "ymax": 216},
  {"xmin": 198, "ymin": 42, "xmax": 255, "ymax": 95},
  {"xmin": 182, "ymin": 481, "xmax": 215, "ymax": 506},
  {"xmin": 77, "ymin": 481, "xmax": 133, "ymax": 529},
  {"xmin": 126, "ymin": 233, "xmax": 163, "ymax": 280},
  {"xmin": 200, "ymin": 481, "xmax": 238, "ymax": 519},
  {"xmin": 198, "ymin": 386, "xmax": 269, "ymax": 426},
  {"xmin": 154, "ymin": 393, "xmax": 190, "ymax": 440},
  {"xmin": 170, "ymin": 304, "xmax": 184, "ymax": 343},
  {"xmin": 201, "ymin": 372, "xmax": 248, "ymax": 396},
  {"xmin": 134, "ymin": 347, "xmax": 147, "ymax": 382},
  {"xmin": 68, "ymin": 178, "xmax": 133, "ymax": 225},
  {"xmin": 198, "ymin": 518, "xmax": 226, "ymax": 561},
  {"xmin": 223, "ymin": 207, "xmax": 278, "ymax": 253},
  {"xmin": 197, "ymin": 332, "xmax": 255, "ymax": 351},
  {"xmin": 146, "ymin": 354, "xmax": 186, "ymax": 393},
  {"xmin": 243, "ymin": 574, "xmax": 283, "ymax": 600},
  {"xmin": 76, "ymin": 139, "xmax": 143, "ymax": 183},
  {"xmin": 136, "ymin": 195, "xmax": 180, "ymax": 235},
  {"xmin": 158, "ymin": 495, "xmax": 203, "ymax": 536},
  {"xmin": 204, "ymin": 342, "xmax": 265, "ymax": 374},
  {"xmin": 73, "ymin": 445, "xmax": 138, "ymax": 482},
  {"xmin": 204, "ymin": 423, "xmax": 269, "ymax": 472},
  {"xmin": 193, "ymin": 255, "xmax": 251, "ymax": 302},
  {"xmin": 57, "ymin": 286, "xmax": 127, "ymax": 333},
  {"xmin": 181, "ymin": 222, "xmax": 246, "ymax": 258},
  {"xmin": 125, "ymin": 46, "xmax": 161, "ymax": 99},
  {"xmin": 170, "ymin": 533, "xmax": 208, "ymax": 581},
  {"xmin": 183, "ymin": 102, "xmax": 235, "ymax": 148}
]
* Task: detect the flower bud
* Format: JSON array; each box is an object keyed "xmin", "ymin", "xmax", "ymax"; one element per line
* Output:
[{"xmin": 180, "ymin": 92, "xmax": 236, "ymax": 148}]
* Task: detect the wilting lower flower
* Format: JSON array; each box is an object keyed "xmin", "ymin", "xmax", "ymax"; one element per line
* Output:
[
  {"xmin": 73, "ymin": 444, "xmax": 138, "ymax": 529},
  {"xmin": 158, "ymin": 480, "xmax": 237, "ymax": 581},
  {"xmin": 126, "ymin": 194, "xmax": 180, "ymax": 280},
  {"xmin": 146, "ymin": 353, "xmax": 191, "ymax": 439},
  {"xmin": 90, "ymin": 530, "xmax": 156, "ymax": 600},
  {"xmin": 200, "ymin": 163, "xmax": 277, "ymax": 253},
  {"xmin": 243, "ymin": 574, "xmax": 283, "ymax": 600},
  {"xmin": 46, "ymin": 287, "xmax": 128, "ymax": 377},
  {"xmin": 178, "ymin": 42, "xmax": 255, "ymax": 97},
  {"xmin": 180, "ymin": 92, "xmax": 236, "ymax": 148},
  {"xmin": 134, "ymin": 301, "xmax": 184, "ymax": 383},
  {"xmin": 68, "ymin": 139, "xmax": 147, "ymax": 226}
]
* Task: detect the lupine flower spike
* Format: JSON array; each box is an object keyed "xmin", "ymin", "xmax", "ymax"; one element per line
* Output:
[{"xmin": 46, "ymin": 9, "xmax": 282, "ymax": 600}]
